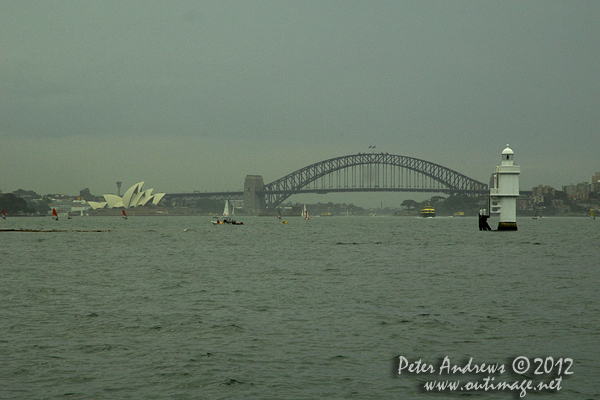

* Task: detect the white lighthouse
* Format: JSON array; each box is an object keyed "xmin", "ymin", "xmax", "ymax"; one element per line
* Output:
[{"xmin": 489, "ymin": 145, "xmax": 520, "ymax": 231}]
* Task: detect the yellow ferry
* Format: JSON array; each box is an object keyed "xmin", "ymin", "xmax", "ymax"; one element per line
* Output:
[{"xmin": 420, "ymin": 205, "xmax": 435, "ymax": 218}]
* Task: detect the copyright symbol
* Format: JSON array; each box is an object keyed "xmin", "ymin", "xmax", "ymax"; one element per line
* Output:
[{"xmin": 512, "ymin": 356, "xmax": 530, "ymax": 374}]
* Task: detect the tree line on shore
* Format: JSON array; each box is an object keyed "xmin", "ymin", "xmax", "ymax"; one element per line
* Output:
[{"xmin": 0, "ymin": 193, "xmax": 50, "ymax": 215}]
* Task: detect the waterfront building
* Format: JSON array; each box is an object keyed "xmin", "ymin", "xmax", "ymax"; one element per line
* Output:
[{"xmin": 88, "ymin": 182, "xmax": 165, "ymax": 210}]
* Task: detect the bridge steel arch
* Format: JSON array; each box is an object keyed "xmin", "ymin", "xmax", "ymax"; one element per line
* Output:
[{"xmin": 262, "ymin": 153, "xmax": 488, "ymax": 209}]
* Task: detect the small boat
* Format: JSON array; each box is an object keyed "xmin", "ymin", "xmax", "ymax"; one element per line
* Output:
[
  {"xmin": 320, "ymin": 212, "xmax": 333, "ymax": 217},
  {"xmin": 420, "ymin": 205, "xmax": 435, "ymax": 218},
  {"xmin": 52, "ymin": 208, "xmax": 58, "ymax": 221},
  {"xmin": 212, "ymin": 201, "xmax": 243, "ymax": 225},
  {"xmin": 453, "ymin": 211, "xmax": 465, "ymax": 217},
  {"xmin": 211, "ymin": 217, "xmax": 243, "ymax": 225}
]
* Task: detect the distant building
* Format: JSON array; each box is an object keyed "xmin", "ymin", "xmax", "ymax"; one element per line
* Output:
[
  {"xmin": 48, "ymin": 199, "xmax": 92, "ymax": 216},
  {"xmin": 562, "ymin": 184, "xmax": 577, "ymax": 197},
  {"xmin": 592, "ymin": 172, "xmax": 600, "ymax": 192},
  {"xmin": 517, "ymin": 197, "xmax": 534, "ymax": 211},
  {"xmin": 79, "ymin": 188, "xmax": 95, "ymax": 201},
  {"xmin": 532, "ymin": 185, "xmax": 555, "ymax": 197},
  {"xmin": 562, "ymin": 174, "xmax": 599, "ymax": 200},
  {"xmin": 576, "ymin": 182, "xmax": 591, "ymax": 200}
]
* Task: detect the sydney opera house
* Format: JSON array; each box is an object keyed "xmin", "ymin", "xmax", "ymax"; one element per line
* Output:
[{"xmin": 88, "ymin": 182, "xmax": 165, "ymax": 210}]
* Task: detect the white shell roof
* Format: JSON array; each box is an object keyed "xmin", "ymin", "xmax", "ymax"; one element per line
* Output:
[
  {"xmin": 122, "ymin": 182, "xmax": 144, "ymax": 209},
  {"xmin": 152, "ymin": 193, "xmax": 166, "ymax": 205},
  {"xmin": 87, "ymin": 201, "xmax": 107, "ymax": 210},
  {"xmin": 104, "ymin": 194, "xmax": 125, "ymax": 208}
]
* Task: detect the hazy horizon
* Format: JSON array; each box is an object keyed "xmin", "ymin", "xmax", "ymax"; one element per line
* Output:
[{"xmin": 2, "ymin": 1, "xmax": 598, "ymax": 206}]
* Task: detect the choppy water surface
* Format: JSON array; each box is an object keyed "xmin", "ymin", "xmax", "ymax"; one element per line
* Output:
[{"xmin": 1, "ymin": 216, "xmax": 598, "ymax": 399}]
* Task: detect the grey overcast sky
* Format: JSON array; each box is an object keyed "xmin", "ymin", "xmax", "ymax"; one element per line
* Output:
[{"xmin": 1, "ymin": 1, "xmax": 598, "ymax": 204}]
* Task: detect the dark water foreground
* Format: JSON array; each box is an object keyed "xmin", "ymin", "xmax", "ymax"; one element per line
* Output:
[{"xmin": 1, "ymin": 216, "xmax": 598, "ymax": 399}]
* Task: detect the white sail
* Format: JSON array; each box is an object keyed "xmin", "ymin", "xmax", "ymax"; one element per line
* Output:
[{"xmin": 223, "ymin": 200, "xmax": 230, "ymax": 217}]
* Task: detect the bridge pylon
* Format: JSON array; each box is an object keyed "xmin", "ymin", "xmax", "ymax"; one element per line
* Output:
[{"xmin": 243, "ymin": 175, "xmax": 266, "ymax": 214}]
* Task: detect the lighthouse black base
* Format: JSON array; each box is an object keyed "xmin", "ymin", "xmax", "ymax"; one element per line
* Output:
[{"xmin": 497, "ymin": 222, "xmax": 518, "ymax": 231}]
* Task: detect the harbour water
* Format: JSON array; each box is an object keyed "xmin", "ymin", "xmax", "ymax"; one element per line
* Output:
[{"xmin": 1, "ymin": 216, "xmax": 598, "ymax": 399}]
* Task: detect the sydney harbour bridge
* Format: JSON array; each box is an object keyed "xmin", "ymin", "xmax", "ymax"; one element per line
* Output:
[{"xmin": 163, "ymin": 153, "xmax": 489, "ymax": 213}]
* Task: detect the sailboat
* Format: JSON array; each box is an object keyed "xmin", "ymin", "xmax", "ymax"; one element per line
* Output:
[
  {"xmin": 532, "ymin": 209, "xmax": 542, "ymax": 219},
  {"xmin": 211, "ymin": 201, "xmax": 230, "ymax": 225},
  {"xmin": 122, "ymin": 210, "xmax": 128, "ymax": 220},
  {"xmin": 52, "ymin": 208, "xmax": 58, "ymax": 221},
  {"xmin": 222, "ymin": 200, "xmax": 234, "ymax": 223},
  {"xmin": 302, "ymin": 204, "xmax": 309, "ymax": 220},
  {"xmin": 223, "ymin": 200, "xmax": 230, "ymax": 218},
  {"xmin": 1, "ymin": 209, "xmax": 5, "ymax": 220},
  {"xmin": 592, "ymin": 209, "xmax": 596, "ymax": 220},
  {"xmin": 212, "ymin": 200, "xmax": 243, "ymax": 225}
]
